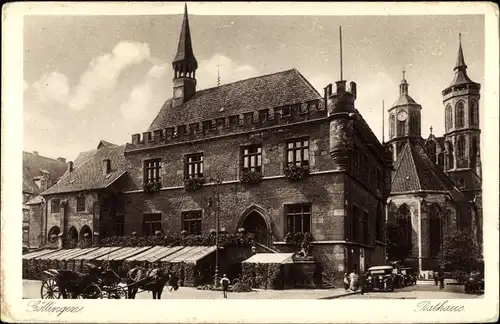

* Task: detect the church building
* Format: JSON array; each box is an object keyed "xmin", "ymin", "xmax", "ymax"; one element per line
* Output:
[{"xmin": 385, "ymin": 36, "xmax": 482, "ymax": 272}]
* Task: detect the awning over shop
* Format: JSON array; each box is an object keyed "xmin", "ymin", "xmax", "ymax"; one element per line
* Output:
[
  {"xmin": 59, "ymin": 248, "xmax": 99, "ymax": 261},
  {"xmin": 126, "ymin": 246, "xmax": 185, "ymax": 263},
  {"xmin": 72, "ymin": 247, "xmax": 122, "ymax": 261},
  {"xmin": 37, "ymin": 248, "xmax": 82, "ymax": 261},
  {"xmin": 96, "ymin": 246, "xmax": 153, "ymax": 261},
  {"xmin": 160, "ymin": 246, "xmax": 217, "ymax": 264},
  {"xmin": 22, "ymin": 249, "xmax": 59, "ymax": 260},
  {"xmin": 242, "ymin": 253, "xmax": 294, "ymax": 264}
]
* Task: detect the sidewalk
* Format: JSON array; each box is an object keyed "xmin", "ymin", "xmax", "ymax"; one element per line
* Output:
[{"xmin": 24, "ymin": 279, "xmax": 359, "ymax": 299}]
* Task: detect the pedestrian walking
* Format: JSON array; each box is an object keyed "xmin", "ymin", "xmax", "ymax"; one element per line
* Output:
[
  {"xmin": 433, "ymin": 269, "xmax": 438, "ymax": 286},
  {"xmin": 349, "ymin": 267, "xmax": 358, "ymax": 291},
  {"xmin": 220, "ymin": 274, "xmax": 230, "ymax": 299},
  {"xmin": 358, "ymin": 269, "xmax": 368, "ymax": 295},
  {"xmin": 438, "ymin": 267, "xmax": 445, "ymax": 290},
  {"xmin": 343, "ymin": 273, "xmax": 349, "ymax": 291}
]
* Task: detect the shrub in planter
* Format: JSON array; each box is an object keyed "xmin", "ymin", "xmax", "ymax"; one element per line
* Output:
[
  {"xmin": 184, "ymin": 177, "xmax": 205, "ymax": 191},
  {"xmin": 283, "ymin": 163, "xmax": 310, "ymax": 181},
  {"xmin": 143, "ymin": 181, "xmax": 162, "ymax": 193},
  {"xmin": 240, "ymin": 169, "xmax": 263, "ymax": 185}
]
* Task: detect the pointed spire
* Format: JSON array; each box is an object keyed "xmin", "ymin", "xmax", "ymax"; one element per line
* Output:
[
  {"xmin": 454, "ymin": 33, "xmax": 467, "ymax": 71},
  {"xmin": 173, "ymin": 3, "xmax": 198, "ymax": 68},
  {"xmin": 429, "ymin": 125, "xmax": 433, "ymax": 135}
]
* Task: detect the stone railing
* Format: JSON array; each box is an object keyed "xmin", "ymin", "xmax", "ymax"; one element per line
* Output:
[{"xmin": 126, "ymin": 100, "xmax": 325, "ymax": 151}]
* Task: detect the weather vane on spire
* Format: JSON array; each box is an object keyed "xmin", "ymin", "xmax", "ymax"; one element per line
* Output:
[
  {"xmin": 429, "ymin": 125, "xmax": 433, "ymax": 135},
  {"xmin": 459, "ymin": 32, "xmax": 462, "ymax": 43},
  {"xmin": 402, "ymin": 68, "xmax": 406, "ymax": 80}
]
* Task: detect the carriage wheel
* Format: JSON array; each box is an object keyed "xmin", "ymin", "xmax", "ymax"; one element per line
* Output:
[
  {"xmin": 40, "ymin": 279, "xmax": 62, "ymax": 299},
  {"xmin": 83, "ymin": 284, "xmax": 103, "ymax": 299},
  {"xmin": 108, "ymin": 286, "xmax": 128, "ymax": 299}
]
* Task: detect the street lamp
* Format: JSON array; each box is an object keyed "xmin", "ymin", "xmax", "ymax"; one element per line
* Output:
[{"xmin": 208, "ymin": 176, "xmax": 222, "ymax": 287}]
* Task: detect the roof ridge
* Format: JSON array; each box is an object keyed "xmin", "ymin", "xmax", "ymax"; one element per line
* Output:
[
  {"xmin": 407, "ymin": 142, "xmax": 423, "ymax": 191},
  {"xmin": 291, "ymin": 68, "xmax": 322, "ymax": 97},
  {"xmin": 195, "ymin": 68, "xmax": 297, "ymax": 94},
  {"xmin": 391, "ymin": 141, "xmax": 411, "ymax": 183},
  {"xmin": 23, "ymin": 151, "xmax": 67, "ymax": 164},
  {"xmin": 413, "ymin": 142, "xmax": 462, "ymax": 196}
]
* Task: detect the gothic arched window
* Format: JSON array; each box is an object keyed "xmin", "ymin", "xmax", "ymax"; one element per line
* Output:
[
  {"xmin": 445, "ymin": 104, "xmax": 452, "ymax": 132},
  {"xmin": 425, "ymin": 140, "xmax": 437, "ymax": 162},
  {"xmin": 397, "ymin": 120, "xmax": 406, "ymax": 137},
  {"xmin": 446, "ymin": 141, "xmax": 454, "ymax": 170},
  {"xmin": 457, "ymin": 136, "xmax": 465, "ymax": 159},
  {"xmin": 470, "ymin": 100, "xmax": 479, "ymax": 126},
  {"xmin": 376, "ymin": 203, "xmax": 384, "ymax": 241},
  {"xmin": 471, "ymin": 137, "xmax": 478, "ymax": 167},
  {"xmin": 455, "ymin": 101, "xmax": 465, "ymax": 129},
  {"xmin": 389, "ymin": 114, "xmax": 395, "ymax": 138},
  {"xmin": 410, "ymin": 111, "xmax": 419, "ymax": 135},
  {"xmin": 397, "ymin": 204, "xmax": 412, "ymax": 249},
  {"xmin": 428, "ymin": 204, "xmax": 443, "ymax": 258},
  {"xmin": 437, "ymin": 152, "xmax": 444, "ymax": 169}
]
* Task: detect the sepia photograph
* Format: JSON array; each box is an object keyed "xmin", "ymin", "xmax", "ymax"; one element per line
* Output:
[{"xmin": 2, "ymin": 1, "xmax": 499, "ymax": 323}]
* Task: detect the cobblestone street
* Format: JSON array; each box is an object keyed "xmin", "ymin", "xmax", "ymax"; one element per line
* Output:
[
  {"xmin": 23, "ymin": 279, "xmax": 482, "ymax": 300},
  {"xmin": 340, "ymin": 281, "xmax": 483, "ymax": 299},
  {"xmin": 23, "ymin": 280, "xmax": 358, "ymax": 299}
]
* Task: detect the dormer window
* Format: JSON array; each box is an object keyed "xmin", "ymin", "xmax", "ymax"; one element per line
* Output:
[{"xmin": 282, "ymin": 106, "xmax": 292, "ymax": 118}]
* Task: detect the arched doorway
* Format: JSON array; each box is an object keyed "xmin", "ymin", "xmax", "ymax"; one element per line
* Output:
[
  {"xmin": 67, "ymin": 226, "xmax": 78, "ymax": 248},
  {"xmin": 79, "ymin": 225, "xmax": 92, "ymax": 245},
  {"xmin": 428, "ymin": 204, "xmax": 442, "ymax": 258},
  {"xmin": 396, "ymin": 204, "xmax": 412, "ymax": 251},
  {"xmin": 241, "ymin": 211, "xmax": 269, "ymax": 246},
  {"xmin": 47, "ymin": 226, "xmax": 60, "ymax": 243}
]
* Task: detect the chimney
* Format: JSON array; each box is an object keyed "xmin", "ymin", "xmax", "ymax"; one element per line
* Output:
[
  {"xmin": 57, "ymin": 157, "xmax": 66, "ymax": 163},
  {"xmin": 33, "ymin": 151, "xmax": 39, "ymax": 156},
  {"xmin": 67, "ymin": 161, "xmax": 74, "ymax": 173},
  {"xmin": 103, "ymin": 159, "xmax": 111, "ymax": 174}
]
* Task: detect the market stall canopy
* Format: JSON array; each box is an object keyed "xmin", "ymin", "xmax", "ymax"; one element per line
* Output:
[
  {"xmin": 159, "ymin": 246, "xmax": 217, "ymax": 264},
  {"xmin": 72, "ymin": 247, "xmax": 122, "ymax": 261},
  {"xmin": 59, "ymin": 248, "xmax": 100, "ymax": 261},
  {"xmin": 96, "ymin": 246, "xmax": 153, "ymax": 261},
  {"xmin": 126, "ymin": 246, "xmax": 185, "ymax": 263},
  {"xmin": 242, "ymin": 253, "xmax": 294, "ymax": 264},
  {"xmin": 22, "ymin": 249, "xmax": 59, "ymax": 260}
]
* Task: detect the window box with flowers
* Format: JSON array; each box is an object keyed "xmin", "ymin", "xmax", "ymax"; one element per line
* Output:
[
  {"xmin": 283, "ymin": 163, "xmax": 310, "ymax": 181},
  {"xmin": 143, "ymin": 181, "xmax": 162, "ymax": 193},
  {"xmin": 184, "ymin": 177, "xmax": 205, "ymax": 191},
  {"xmin": 240, "ymin": 169, "xmax": 263, "ymax": 185}
]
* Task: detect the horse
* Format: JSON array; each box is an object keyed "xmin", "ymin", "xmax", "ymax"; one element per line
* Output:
[{"xmin": 125, "ymin": 265, "xmax": 179, "ymax": 299}]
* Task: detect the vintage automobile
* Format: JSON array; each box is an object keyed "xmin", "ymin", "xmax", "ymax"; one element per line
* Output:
[
  {"xmin": 464, "ymin": 271, "xmax": 484, "ymax": 294},
  {"xmin": 365, "ymin": 266, "xmax": 395, "ymax": 292},
  {"xmin": 400, "ymin": 267, "xmax": 417, "ymax": 286}
]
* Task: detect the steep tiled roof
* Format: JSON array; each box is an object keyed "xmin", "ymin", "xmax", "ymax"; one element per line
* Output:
[
  {"xmin": 23, "ymin": 152, "xmax": 67, "ymax": 194},
  {"xmin": 41, "ymin": 145, "xmax": 127, "ymax": 195},
  {"xmin": 148, "ymin": 68, "xmax": 322, "ymax": 131},
  {"xmin": 392, "ymin": 94, "xmax": 418, "ymax": 107},
  {"xmin": 390, "ymin": 141, "xmax": 463, "ymax": 200}
]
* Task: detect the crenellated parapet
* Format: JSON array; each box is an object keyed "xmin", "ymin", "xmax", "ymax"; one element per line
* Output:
[{"xmin": 125, "ymin": 99, "xmax": 325, "ymax": 152}]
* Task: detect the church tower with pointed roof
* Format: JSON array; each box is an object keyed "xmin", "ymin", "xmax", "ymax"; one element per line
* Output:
[
  {"xmin": 172, "ymin": 4, "xmax": 198, "ymax": 108},
  {"xmin": 386, "ymin": 71, "xmax": 423, "ymax": 161},
  {"xmin": 442, "ymin": 35, "xmax": 481, "ymax": 196}
]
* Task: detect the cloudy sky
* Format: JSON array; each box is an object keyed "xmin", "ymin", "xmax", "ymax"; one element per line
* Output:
[{"xmin": 23, "ymin": 8, "xmax": 484, "ymax": 161}]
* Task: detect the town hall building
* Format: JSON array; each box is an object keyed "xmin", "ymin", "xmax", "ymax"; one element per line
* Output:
[{"xmin": 38, "ymin": 5, "xmax": 392, "ymax": 283}]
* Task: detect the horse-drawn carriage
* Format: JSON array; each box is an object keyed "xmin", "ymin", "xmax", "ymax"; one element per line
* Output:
[
  {"xmin": 40, "ymin": 263, "xmax": 127, "ymax": 299},
  {"xmin": 41, "ymin": 262, "xmax": 179, "ymax": 299}
]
